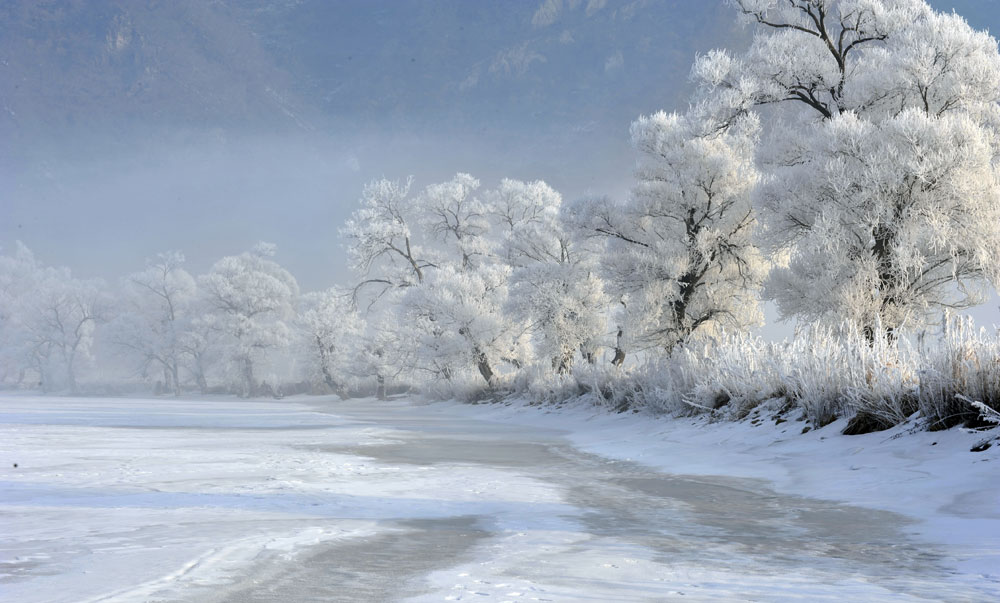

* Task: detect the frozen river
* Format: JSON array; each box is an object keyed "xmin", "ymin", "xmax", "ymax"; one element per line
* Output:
[{"xmin": 0, "ymin": 395, "xmax": 993, "ymax": 601}]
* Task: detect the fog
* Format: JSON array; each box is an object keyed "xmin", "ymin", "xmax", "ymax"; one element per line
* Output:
[
  {"xmin": 4, "ymin": 126, "xmax": 640, "ymax": 291},
  {"xmin": 3, "ymin": 0, "xmax": 998, "ymax": 321},
  {"xmin": 2, "ymin": 1, "xmax": 735, "ymax": 288}
]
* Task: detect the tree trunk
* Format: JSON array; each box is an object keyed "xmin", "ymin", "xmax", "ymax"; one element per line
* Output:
[
  {"xmin": 863, "ymin": 324, "xmax": 896, "ymax": 346},
  {"xmin": 458, "ymin": 326, "xmax": 495, "ymax": 388},
  {"xmin": 474, "ymin": 348, "xmax": 495, "ymax": 387},
  {"xmin": 611, "ymin": 328, "xmax": 626, "ymax": 367},
  {"xmin": 190, "ymin": 351, "xmax": 209, "ymax": 394},
  {"xmin": 66, "ymin": 354, "xmax": 77, "ymax": 394},
  {"xmin": 317, "ymin": 338, "xmax": 344, "ymax": 394},
  {"xmin": 321, "ymin": 365, "xmax": 341, "ymax": 393},
  {"xmin": 163, "ymin": 366, "xmax": 175, "ymax": 396},
  {"xmin": 870, "ymin": 223, "xmax": 901, "ymax": 342},
  {"xmin": 39, "ymin": 365, "xmax": 50, "ymax": 393},
  {"xmin": 170, "ymin": 363, "xmax": 181, "ymax": 396},
  {"xmin": 240, "ymin": 355, "xmax": 254, "ymax": 398},
  {"xmin": 196, "ymin": 372, "xmax": 208, "ymax": 394},
  {"xmin": 553, "ymin": 350, "xmax": 574, "ymax": 374}
]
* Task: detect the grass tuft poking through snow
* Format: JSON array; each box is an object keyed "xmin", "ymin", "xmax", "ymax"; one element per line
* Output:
[{"xmin": 519, "ymin": 314, "xmax": 1000, "ymax": 436}]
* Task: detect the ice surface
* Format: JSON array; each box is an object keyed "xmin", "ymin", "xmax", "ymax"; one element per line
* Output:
[{"xmin": 2, "ymin": 394, "xmax": 998, "ymax": 602}]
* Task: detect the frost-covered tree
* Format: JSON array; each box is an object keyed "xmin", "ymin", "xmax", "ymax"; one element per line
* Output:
[
  {"xmin": 403, "ymin": 174, "xmax": 533, "ymax": 388},
  {"xmin": 699, "ymin": 0, "xmax": 1000, "ymax": 123},
  {"xmin": 762, "ymin": 109, "xmax": 1000, "ymax": 335},
  {"xmin": 490, "ymin": 179, "xmax": 608, "ymax": 373},
  {"xmin": 421, "ymin": 173, "xmax": 490, "ymax": 270},
  {"xmin": 342, "ymin": 177, "xmax": 435, "ymax": 307},
  {"xmin": 345, "ymin": 173, "xmax": 529, "ymax": 390},
  {"xmin": 695, "ymin": 0, "xmax": 1000, "ymax": 335},
  {"xmin": 198, "ymin": 243, "xmax": 299, "ymax": 397},
  {"xmin": 0, "ymin": 243, "xmax": 112, "ymax": 391},
  {"xmin": 403, "ymin": 263, "xmax": 527, "ymax": 388},
  {"xmin": 21, "ymin": 273, "xmax": 111, "ymax": 392},
  {"xmin": 348, "ymin": 319, "xmax": 413, "ymax": 400},
  {"xmin": 176, "ymin": 309, "xmax": 223, "ymax": 394},
  {"xmin": 111, "ymin": 251, "xmax": 196, "ymax": 395},
  {"xmin": 298, "ymin": 287, "xmax": 364, "ymax": 395},
  {"xmin": 0, "ymin": 242, "xmax": 45, "ymax": 386},
  {"xmin": 578, "ymin": 112, "xmax": 764, "ymax": 359}
]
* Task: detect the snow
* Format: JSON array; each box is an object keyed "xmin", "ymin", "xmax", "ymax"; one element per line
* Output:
[
  {"xmin": 0, "ymin": 395, "xmax": 566, "ymax": 602},
  {"xmin": 431, "ymin": 397, "xmax": 1000, "ymax": 591},
  {"xmin": 2, "ymin": 393, "xmax": 998, "ymax": 601}
]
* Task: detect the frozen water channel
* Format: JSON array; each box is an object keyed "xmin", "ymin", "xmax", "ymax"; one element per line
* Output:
[{"xmin": 0, "ymin": 395, "xmax": 991, "ymax": 601}]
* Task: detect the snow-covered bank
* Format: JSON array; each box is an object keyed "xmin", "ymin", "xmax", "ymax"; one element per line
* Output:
[{"xmin": 432, "ymin": 396, "xmax": 1000, "ymax": 586}]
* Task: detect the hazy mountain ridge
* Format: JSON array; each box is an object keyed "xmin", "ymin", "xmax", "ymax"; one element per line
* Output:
[
  {"xmin": 239, "ymin": 0, "xmax": 743, "ymax": 132},
  {"xmin": 0, "ymin": 0, "xmax": 311, "ymax": 142},
  {"xmin": 1, "ymin": 0, "xmax": 742, "ymax": 143},
  {"xmin": 2, "ymin": 0, "xmax": 993, "ymax": 143}
]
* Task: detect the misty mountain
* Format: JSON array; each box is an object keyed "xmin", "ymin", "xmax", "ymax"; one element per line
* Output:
[
  {"xmin": 1, "ymin": 0, "xmax": 742, "ymax": 144},
  {"xmin": 0, "ymin": 0, "xmax": 312, "ymax": 143},
  {"xmin": 241, "ymin": 0, "xmax": 743, "ymax": 134},
  {"xmin": 3, "ymin": 0, "xmax": 995, "ymax": 148}
]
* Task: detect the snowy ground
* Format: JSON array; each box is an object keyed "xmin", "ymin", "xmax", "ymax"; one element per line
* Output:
[{"xmin": 1, "ymin": 394, "xmax": 998, "ymax": 602}]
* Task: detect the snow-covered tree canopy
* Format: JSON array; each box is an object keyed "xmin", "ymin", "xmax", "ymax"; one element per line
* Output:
[
  {"xmin": 488, "ymin": 179, "xmax": 608, "ymax": 373},
  {"xmin": 344, "ymin": 173, "xmax": 608, "ymax": 386},
  {"xmin": 111, "ymin": 251, "xmax": 196, "ymax": 395},
  {"xmin": 578, "ymin": 111, "xmax": 765, "ymax": 355},
  {"xmin": 421, "ymin": 173, "xmax": 491, "ymax": 271},
  {"xmin": 404, "ymin": 175, "xmax": 532, "ymax": 388},
  {"xmin": 199, "ymin": 244, "xmax": 300, "ymax": 397},
  {"xmin": 693, "ymin": 0, "xmax": 1000, "ymax": 335},
  {"xmin": 0, "ymin": 242, "xmax": 112, "ymax": 393},
  {"xmin": 698, "ymin": 0, "xmax": 1000, "ymax": 123},
  {"xmin": 342, "ymin": 177, "xmax": 434, "ymax": 307},
  {"xmin": 762, "ymin": 108, "xmax": 1000, "ymax": 331},
  {"xmin": 298, "ymin": 287, "xmax": 365, "ymax": 396},
  {"xmin": 20, "ymin": 271, "xmax": 109, "ymax": 392},
  {"xmin": 0, "ymin": 243, "xmax": 42, "ymax": 385}
]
